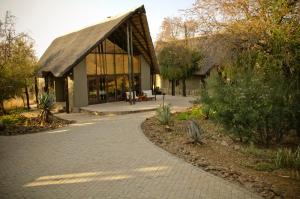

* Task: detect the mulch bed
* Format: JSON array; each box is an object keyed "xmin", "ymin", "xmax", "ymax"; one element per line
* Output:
[
  {"xmin": 0, "ymin": 116, "xmax": 73, "ymax": 136},
  {"xmin": 142, "ymin": 115, "xmax": 300, "ymax": 199}
]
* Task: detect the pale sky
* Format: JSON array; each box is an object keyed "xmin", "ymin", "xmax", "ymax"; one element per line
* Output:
[{"xmin": 0, "ymin": 0, "xmax": 195, "ymax": 58}]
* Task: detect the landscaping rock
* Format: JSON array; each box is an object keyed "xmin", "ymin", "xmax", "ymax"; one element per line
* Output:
[
  {"xmin": 164, "ymin": 125, "xmax": 172, "ymax": 132},
  {"xmin": 221, "ymin": 140, "xmax": 229, "ymax": 146}
]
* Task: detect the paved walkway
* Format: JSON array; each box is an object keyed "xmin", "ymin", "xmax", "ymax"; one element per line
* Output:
[
  {"xmin": 0, "ymin": 96, "xmax": 262, "ymax": 199},
  {"xmin": 80, "ymin": 95, "xmax": 194, "ymax": 115}
]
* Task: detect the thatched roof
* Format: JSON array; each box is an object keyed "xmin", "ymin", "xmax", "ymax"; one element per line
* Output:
[{"xmin": 38, "ymin": 5, "xmax": 158, "ymax": 77}]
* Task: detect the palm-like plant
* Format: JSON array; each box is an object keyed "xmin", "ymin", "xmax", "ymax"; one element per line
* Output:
[{"xmin": 38, "ymin": 93, "xmax": 55, "ymax": 124}]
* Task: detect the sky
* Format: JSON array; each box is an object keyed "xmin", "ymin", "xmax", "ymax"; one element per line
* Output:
[{"xmin": 0, "ymin": 0, "xmax": 195, "ymax": 58}]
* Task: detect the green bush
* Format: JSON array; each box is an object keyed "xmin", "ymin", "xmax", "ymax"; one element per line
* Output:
[
  {"xmin": 0, "ymin": 114, "xmax": 26, "ymax": 125},
  {"xmin": 200, "ymin": 60, "xmax": 299, "ymax": 146},
  {"xmin": 176, "ymin": 112, "xmax": 190, "ymax": 121},
  {"xmin": 198, "ymin": 16, "xmax": 300, "ymax": 146},
  {"xmin": 274, "ymin": 147, "xmax": 300, "ymax": 169},
  {"xmin": 176, "ymin": 107, "xmax": 203, "ymax": 121},
  {"xmin": 156, "ymin": 104, "xmax": 172, "ymax": 125}
]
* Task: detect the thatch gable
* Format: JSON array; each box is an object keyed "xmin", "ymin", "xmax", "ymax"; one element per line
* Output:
[{"xmin": 38, "ymin": 5, "xmax": 158, "ymax": 77}]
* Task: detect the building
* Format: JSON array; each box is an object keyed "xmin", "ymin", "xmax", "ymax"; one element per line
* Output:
[{"xmin": 38, "ymin": 5, "xmax": 159, "ymax": 112}]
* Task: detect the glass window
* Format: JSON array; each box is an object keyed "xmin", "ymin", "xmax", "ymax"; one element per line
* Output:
[
  {"xmin": 115, "ymin": 55, "xmax": 124, "ymax": 74},
  {"xmin": 87, "ymin": 77, "xmax": 97, "ymax": 104},
  {"xmin": 86, "ymin": 54, "xmax": 96, "ymax": 75},
  {"xmin": 105, "ymin": 54, "xmax": 114, "ymax": 75},
  {"xmin": 133, "ymin": 56, "xmax": 140, "ymax": 73},
  {"xmin": 124, "ymin": 55, "xmax": 128, "ymax": 74}
]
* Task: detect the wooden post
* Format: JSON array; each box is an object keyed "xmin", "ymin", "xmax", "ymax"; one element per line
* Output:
[
  {"xmin": 130, "ymin": 23, "xmax": 135, "ymax": 104},
  {"xmin": 24, "ymin": 80, "xmax": 30, "ymax": 110},
  {"xmin": 65, "ymin": 77, "xmax": 69, "ymax": 114},
  {"xmin": 127, "ymin": 21, "xmax": 133, "ymax": 105},
  {"xmin": 34, "ymin": 76, "xmax": 39, "ymax": 104},
  {"xmin": 44, "ymin": 75, "xmax": 49, "ymax": 93}
]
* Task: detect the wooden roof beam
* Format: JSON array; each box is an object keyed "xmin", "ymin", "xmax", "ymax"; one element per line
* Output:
[{"xmin": 138, "ymin": 13, "xmax": 154, "ymax": 71}]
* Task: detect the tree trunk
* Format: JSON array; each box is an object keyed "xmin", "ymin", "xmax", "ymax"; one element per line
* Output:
[
  {"xmin": 200, "ymin": 76, "xmax": 206, "ymax": 88},
  {"xmin": 34, "ymin": 77, "xmax": 39, "ymax": 104},
  {"xmin": 182, "ymin": 78, "xmax": 186, "ymax": 97},
  {"xmin": 0, "ymin": 101, "xmax": 6, "ymax": 115},
  {"xmin": 25, "ymin": 83, "xmax": 30, "ymax": 110},
  {"xmin": 171, "ymin": 79, "xmax": 175, "ymax": 96}
]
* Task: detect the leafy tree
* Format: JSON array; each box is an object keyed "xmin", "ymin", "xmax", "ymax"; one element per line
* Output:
[
  {"xmin": 157, "ymin": 43, "xmax": 182, "ymax": 95},
  {"xmin": 158, "ymin": 43, "xmax": 202, "ymax": 96},
  {"xmin": 195, "ymin": 0, "xmax": 300, "ymax": 146},
  {"xmin": 0, "ymin": 11, "xmax": 37, "ymax": 114}
]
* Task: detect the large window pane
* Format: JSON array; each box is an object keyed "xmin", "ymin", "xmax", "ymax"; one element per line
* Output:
[
  {"xmin": 106, "ymin": 54, "xmax": 114, "ymax": 75},
  {"xmin": 124, "ymin": 55, "xmax": 128, "ymax": 74},
  {"xmin": 87, "ymin": 76, "xmax": 97, "ymax": 104},
  {"xmin": 86, "ymin": 54, "xmax": 96, "ymax": 75},
  {"xmin": 115, "ymin": 55, "xmax": 124, "ymax": 74},
  {"xmin": 133, "ymin": 56, "xmax": 140, "ymax": 73}
]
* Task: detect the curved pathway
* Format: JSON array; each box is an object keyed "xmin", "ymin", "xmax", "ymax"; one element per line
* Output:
[{"xmin": 0, "ymin": 97, "xmax": 262, "ymax": 199}]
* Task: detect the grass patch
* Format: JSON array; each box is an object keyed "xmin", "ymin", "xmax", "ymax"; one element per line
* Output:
[
  {"xmin": 8, "ymin": 107, "xmax": 30, "ymax": 115},
  {"xmin": 240, "ymin": 143, "xmax": 268, "ymax": 158},
  {"xmin": 254, "ymin": 162, "xmax": 276, "ymax": 171},
  {"xmin": 274, "ymin": 147, "xmax": 300, "ymax": 170},
  {"xmin": 242, "ymin": 144, "xmax": 300, "ymax": 170}
]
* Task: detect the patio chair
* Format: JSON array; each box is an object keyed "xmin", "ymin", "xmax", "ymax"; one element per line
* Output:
[
  {"xmin": 125, "ymin": 91, "xmax": 139, "ymax": 101},
  {"xmin": 142, "ymin": 90, "xmax": 156, "ymax": 101}
]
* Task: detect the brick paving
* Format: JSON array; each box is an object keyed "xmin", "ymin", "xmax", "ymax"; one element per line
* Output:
[{"xmin": 0, "ymin": 96, "xmax": 262, "ymax": 199}]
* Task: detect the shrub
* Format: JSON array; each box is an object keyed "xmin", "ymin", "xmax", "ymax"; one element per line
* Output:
[
  {"xmin": 176, "ymin": 107, "xmax": 203, "ymax": 121},
  {"xmin": 176, "ymin": 112, "xmax": 190, "ymax": 121},
  {"xmin": 187, "ymin": 119, "xmax": 203, "ymax": 143},
  {"xmin": 156, "ymin": 104, "xmax": 172, "ymax": 125},
  {"xmin": 274, "ymin": 147, "xmax": 300, "ymax": 169},
  {"xmin": 0, "ymin": 114, "xmax": 26, "ymax": 125},
  {"xmin": 200, "ymin": 64, "xmax": 299, "ymax": 146},
  {"xmin": 38, "ymin": 93, "xmax": 55, "ymax": 124}
]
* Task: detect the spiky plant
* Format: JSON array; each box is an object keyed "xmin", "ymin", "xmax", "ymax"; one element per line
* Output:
[
  {"xmin": 156, "ymin": 104, "xmax": 172, "ymax": 125},
  {"xmin": 38, "ymin": 93, "xmax": 55, "ymax": 124}
]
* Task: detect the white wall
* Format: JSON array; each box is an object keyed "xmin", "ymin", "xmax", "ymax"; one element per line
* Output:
[
  {"xmin": 72, "ymin": 58, "xmax": 88, "ymax": 110},
  {"xmin": 140, "ymin": 55, "xmax": 151, "ymax": 90}
]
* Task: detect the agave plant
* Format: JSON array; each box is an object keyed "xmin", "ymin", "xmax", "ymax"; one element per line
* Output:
[
  {"xmin": 156, "ymin": 104, "xmax": 172, "ymax": 125},
  {"xmin": 187, "ymin": 119, "xmax": 203, "ymax": 143},
  {"xmin": 38, "ymin": 93, "xmax": 55, "ymax": 124}
]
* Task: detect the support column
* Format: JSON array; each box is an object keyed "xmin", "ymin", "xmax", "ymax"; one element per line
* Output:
[
  {"xmin": 127, "ymin": 21, "xmax": 134, "ymax": 105},
  {"xmin": 65, "ymin": 76, "xmax": 69, "ymax": 113},
  {"xmin": 44, "ymin": 75, "xmax": 49, "ymax": 93}
]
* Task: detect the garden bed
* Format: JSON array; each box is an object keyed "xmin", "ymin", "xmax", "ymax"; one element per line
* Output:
[
  {"xmin": 0, "ymin": 110, "xmax": 73, "ymax": 136},
  {"xmin": 142, "ymin": 111, "xmax": 300, "ymax": 199}
]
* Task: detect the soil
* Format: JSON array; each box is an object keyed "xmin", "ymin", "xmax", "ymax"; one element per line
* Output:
[
  {"xmin": 141, "ymin": 114, "xmax": 300, "ymax": 199},
  {"xmin": 0, "ymin": 111, "xmax": 73, "ymax": 136}
]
